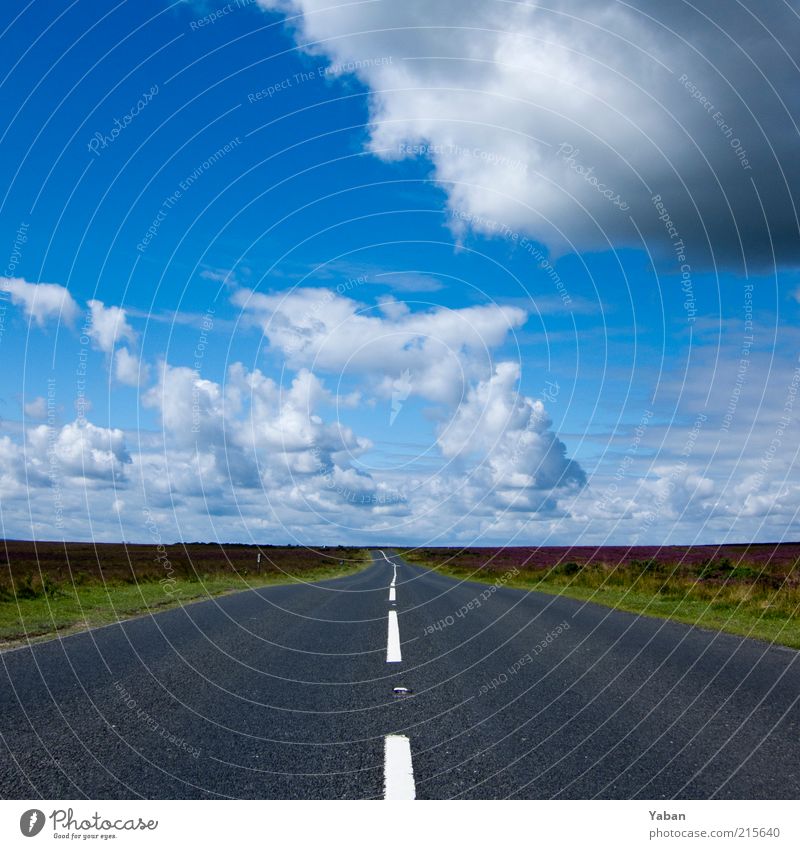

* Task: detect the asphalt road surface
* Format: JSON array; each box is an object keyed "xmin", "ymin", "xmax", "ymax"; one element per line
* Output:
[{"xmin": 1, "ymin": 551, "xmax": 798, "ymax": 799}]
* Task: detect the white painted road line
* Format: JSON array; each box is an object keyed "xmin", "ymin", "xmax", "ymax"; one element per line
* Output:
[
  {"xmin": 380, "ymin": 549, "xmax": 400, "ymax": 567},
  {"xmin": 386, "ymin": 610, "xmax": 402, "ymax": 662},
  {"xmin": 384, "ymin": 734, "xmax": 416, "ymax": 800},
  {"xmin": 389, "ymin": 586, "xmax": 396, "ymax": 602}
]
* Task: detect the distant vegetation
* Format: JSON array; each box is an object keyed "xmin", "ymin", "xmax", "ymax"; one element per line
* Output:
[
  {"xmin": 0, "ymin": 541, "xmax": 369, "ymax": 646},
  {"xmin": 403, "ymin": 544, "xmax": 800, "ymax": 649}
]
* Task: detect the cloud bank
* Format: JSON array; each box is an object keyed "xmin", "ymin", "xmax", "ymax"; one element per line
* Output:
[{"xmin": 1, "ymin": 278, "xmax": 588, "ymax": 542}]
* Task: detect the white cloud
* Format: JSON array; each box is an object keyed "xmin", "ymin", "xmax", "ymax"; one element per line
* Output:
[
  {"xmin": 439, "ymin": 361, "xmax": 584, "ymax": 492},
  {"xmin": 233, "ymin": 286, "xmax": 526, "ymax": 405},
  {"xmin": 142, "ymin": 361, "xmax": 372, "ymax": 494},
  {"xmin": 224, "ymin": 285, "xmax": 587, "ymax": 527},
  {"xmin": 200, "ymin": 267, "xmax": 238, "ymax": 288},
  {"xmin": 24, "ymin": 420, "xmax": 132, "ymax": 482},
  {"xmin": 23, "ymin": 396, "xmax": 48, "ymax": 419},
  {"xmin": 1, "ymin": 277, "xmax": 79, "ymax": 326},
  {"xmin": 113, "ymin": 347, "xmax": 148, "ymax": 386},
  {"xmin": 143, "ymin": 362, "xmax": 224, "ymax": 447},
  {"xmin": 255, "ymin": 0, "xmax": 800, "ymax": 270},
  {"xmin": 87, "ymin": 299, "xmax": 136, "ymax": 353},
  {"xmin": 129, "ymin": 343, "xmax": 586, "ymax": 541}
]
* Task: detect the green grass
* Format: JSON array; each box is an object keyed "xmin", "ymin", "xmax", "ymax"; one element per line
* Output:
[
  {"xmin": 402, "ymin": 553, "xmax": 800, "ymax": 650},
  {"xmin": 0, "ymin": 555, "xmax": 371, "ymax": 648}
]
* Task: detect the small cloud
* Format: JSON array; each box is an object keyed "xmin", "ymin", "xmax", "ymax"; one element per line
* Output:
[
  {"xmin": 377, "ymin": 295, "xmax": 410, "ymax": 320},
  {"xmin": 125, "ymin": 305, "xmax": 230, "ymax": 330},
  {"xmin": 24, "ymin": 396, "xmax": 48, "ymax": 419},
  {"xmin": 1, "ymin": 277, "xmax": 80, "ymax": 326},
  {"xmin": 338, "ymin": 390, "xmax": 362, "ymax": 408},
  {"xmin": 114, "ymin": 347, "xmax": 149, "ymax": 386},
  {"xmin": 201, "ymin": 267, "xmax": 238, "ymax": 289},
  {"xmin": 87, "ymin": 299, "xmax": 136, "ymax": 352}
]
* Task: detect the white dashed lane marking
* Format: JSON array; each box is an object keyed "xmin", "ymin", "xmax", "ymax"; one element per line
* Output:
[
  {"xmin": 386, "ymin": 609, "xmax": 402, "ymax": 662},
  {"xmin": 379, "ymin": 551, "xmax": 415, "ymax": 798},
  {"xmin": 384, "ymin": 734, "xmax": 416, "ymax": 800},
  {"xmin": 382, "ymin": 549, "xmax": 398, "ymax": 602}
]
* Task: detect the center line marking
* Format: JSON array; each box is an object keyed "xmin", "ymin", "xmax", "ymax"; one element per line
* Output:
[
  {"xmin": 389, "ymin": 586, "xmax": 396, "ymax": 602},
  {"xmin": 386, "ymin": 609, "xmax": 402, "ymax": 662},
  {"xmin": 384, "ymin": 734, "xmax": 416, "ymax": 800}
]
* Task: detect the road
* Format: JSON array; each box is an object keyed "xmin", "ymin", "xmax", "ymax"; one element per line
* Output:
[{"xmin": 1, "ymin": 550, "xmax": 798, "ymax": 799}]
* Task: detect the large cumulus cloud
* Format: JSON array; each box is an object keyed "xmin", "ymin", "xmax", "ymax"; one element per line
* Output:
[
  {"xmin": 256, "ymin": 0, "xmax": 800, "ymax": 271},
  {"xmin": 231, "ymin": 286, "xmax": 587, "ymax": 529}
]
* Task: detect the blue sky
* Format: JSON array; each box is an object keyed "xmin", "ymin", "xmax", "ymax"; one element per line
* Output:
[{"xmin": 1, "ymin": 0, "xmax": 799, "ymax": 546}]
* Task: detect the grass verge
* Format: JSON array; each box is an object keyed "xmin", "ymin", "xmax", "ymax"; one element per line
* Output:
[
  {"xmin": 402, "ymin": 550, "xmax": 800, "ymax": 650},
  {"xmin": 0, "ymin": 545, "xmax": 371, "ymax": 649}
]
